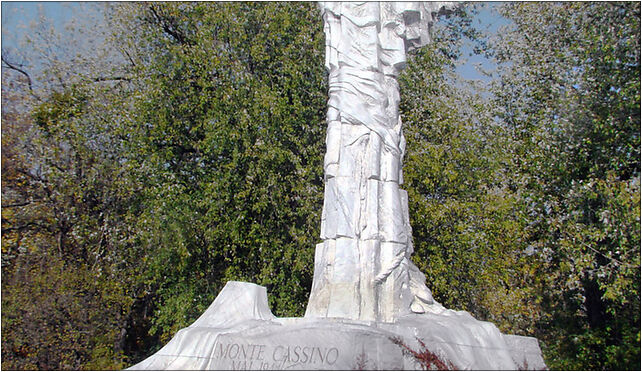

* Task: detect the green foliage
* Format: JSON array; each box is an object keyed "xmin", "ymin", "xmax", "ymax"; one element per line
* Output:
[
  {"xmin": 400, "ymin": 8, "xmax": 543, "ymax": 336},
  {"xmin": 488, "ymin": 2, "xmax": 641, "ymax": 369},
  {"xmin": 2, "ymin": 256, "xmax": 131, "ymax": 370},
  {"xmin": 2, "ymin": 74, "xmax": 145, "ymax": 369},
  {"xmin": 111, "ymin": 2, "xmax": 327, "ymax": 343},
  {"xmin": 398, "ymin": 3, "xmax": 640, "ymax": 369}
]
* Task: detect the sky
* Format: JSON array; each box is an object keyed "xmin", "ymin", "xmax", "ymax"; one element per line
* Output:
[
  {"xmin": 2, "ymin": 1, "xmax": 75, "ymax": 47},
  {"xmin": 454, "ymin": 2, "xmax": 510, "ymax": 82},
  {"xmin": 1, "ymin": 1, "xmax": 509, "ymax": 83}
]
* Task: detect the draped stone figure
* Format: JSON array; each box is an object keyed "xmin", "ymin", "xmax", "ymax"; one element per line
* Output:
[{"xmin": 306, "ymin": 2, "xmax": 452, "ymax": 322}]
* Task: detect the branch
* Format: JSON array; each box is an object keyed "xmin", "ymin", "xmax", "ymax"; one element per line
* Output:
[
  {"xmin": 1, "ymin": 55, "xmax": 41, "ymax": 101},
  {"xmin": 584, "ymin": 242, "xmax": 639, "ymax": 269},
  {"xmin": 93, "ymin": 76, "xmax": 131, "ymax": 83},
  {"xmin": 1, "ymin": 221, "xmax": 49, "ymax": 234},
  {"xmin": 148, "ymin": 4, "xmax": 192, "ymax": 46},
  {"xmin": 2, "ymin": 201, "xmax": 33, "ymax": 208},
  {"xmin": 122, "ymin": 49, "xmax": 137, "ymax": 68}
]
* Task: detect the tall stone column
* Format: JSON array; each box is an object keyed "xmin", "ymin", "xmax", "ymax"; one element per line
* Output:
[{"xmin": 306, "ymin": 2, "xmax": 452, "ymax": 322}]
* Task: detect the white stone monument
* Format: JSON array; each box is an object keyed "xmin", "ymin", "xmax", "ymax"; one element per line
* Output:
[
  {"xmin": 129, "ymin": 3, "xmax": 547, "ymax": 370},
  {"xmin": 307, "ymin": 1, "xmax": 448, "ymax": 323}
]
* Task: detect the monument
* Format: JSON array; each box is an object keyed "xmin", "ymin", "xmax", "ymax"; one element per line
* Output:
[
  {"xmin": 308, "ymin": 1, "xmax": 448, "ymax": 323},
  {"xmin": 129, "ymin": 2, "xmax": 546, "ymax": 370}
]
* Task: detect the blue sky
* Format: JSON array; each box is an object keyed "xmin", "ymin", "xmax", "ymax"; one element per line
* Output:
[
  {"xmin": 455, "ymin": 2, "xmax": 510, "ymax": 82},
  {"xmin": 2, "ymin": 1, "xmax": 508, "ymax": 82},
  {"xmin": 2, "ymin": 1, "xmax": 75, "ymax": 45}
]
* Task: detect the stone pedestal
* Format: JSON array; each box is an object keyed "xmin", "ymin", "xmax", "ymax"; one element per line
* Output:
[{"xmin": 129, "ymin": 282, "xmax": 546, "ymax": 370}]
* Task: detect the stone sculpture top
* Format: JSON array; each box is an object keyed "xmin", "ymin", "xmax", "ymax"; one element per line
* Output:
[{"xmin": 306, "ymin": 2, "xmax": 452, "ymax": 323}]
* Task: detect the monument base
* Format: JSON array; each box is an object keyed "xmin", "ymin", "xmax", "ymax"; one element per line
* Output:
[{"xmin": 129, "ymin": 281, "xmax": 546, "ymax": 370}]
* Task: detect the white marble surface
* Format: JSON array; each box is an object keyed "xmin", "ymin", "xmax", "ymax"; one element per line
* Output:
[
  {"xmin": 308, "ymin": 1, "xmax": 454, "ymax": 323},
  {"xmin": 129, "ymin": 281, "xmax": 545, "ymax": 370}
]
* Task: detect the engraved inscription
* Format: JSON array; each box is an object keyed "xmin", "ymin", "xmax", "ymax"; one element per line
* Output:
[{"xmin": 212, "ymin": 342, "xmax": 340, "ymax": 370}]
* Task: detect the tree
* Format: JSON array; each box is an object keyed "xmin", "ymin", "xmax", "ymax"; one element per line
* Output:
[
  {"xmin": 487, "ymin": 2, "xmax": 640, "ymax": 369},
  {"xmin": 2, "ymin": 4, "xmax": 145, "ymax": 369},
  {"xmin": 108, "ymin": 1, "xmax": 327, "ymax": 345},
  {"xmin": 3, "ymin": 3, "xmax": 327, "ymax": 367},
  {"xmin": 400, "ymin": 3, "xmax": 544, "ymax": 337}
]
